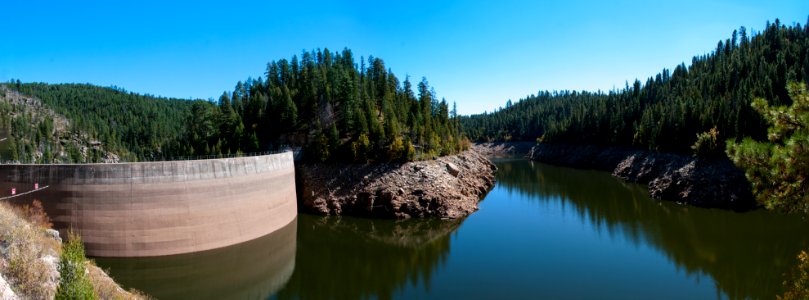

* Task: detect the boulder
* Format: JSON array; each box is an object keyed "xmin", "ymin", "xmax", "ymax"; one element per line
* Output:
[
  {"xmin": 45, "ymin": 229, "xmax": 61, "ymax": 243},
  {"xmin": 0, "ymin": 274, "xmax": 18, "ymax": 300},
  {"xmin": 446, "ymin": 162, "xmax": 461, "ymax": 177}
]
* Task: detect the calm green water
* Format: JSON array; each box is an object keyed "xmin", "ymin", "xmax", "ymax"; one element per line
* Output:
[{"xmin": 96, "ymin": 158, "xmax": 809, "ymax": 300}]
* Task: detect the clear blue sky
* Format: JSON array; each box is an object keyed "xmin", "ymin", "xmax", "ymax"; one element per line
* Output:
[{"xmin": 2, "ymin": 0, "xmax": 807, "ymax": 115}]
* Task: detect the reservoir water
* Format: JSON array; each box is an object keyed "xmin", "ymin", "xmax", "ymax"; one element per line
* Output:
[{"xmin": 96, "ymin": 157, "xmax": 809, "ymax": 299}]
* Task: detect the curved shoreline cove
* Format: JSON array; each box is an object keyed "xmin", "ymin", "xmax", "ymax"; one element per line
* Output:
[
  {"xmin": 528, "ymin": 142, "xmax": 756, "ymax": 210},
  {"xmin": 97, "ymin": 157, "xmax": 809, "ymax": 299}
]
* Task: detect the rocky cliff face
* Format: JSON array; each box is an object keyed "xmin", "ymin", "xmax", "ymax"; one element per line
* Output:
[
  {"xmin": 530, "ymin": 143, "xmax": 755, "ymax": 210},
  {"xmin": 297, "ymin": 150, "xmax": 497, "ymax": 219}
]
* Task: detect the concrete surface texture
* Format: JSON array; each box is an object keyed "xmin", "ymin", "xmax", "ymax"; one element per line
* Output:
[
  {"xmin": 95, "ymin": 218, "xmax": 297, "ymax": 300},
  {"xmin": 0, "ymin": 152, "xmax": 298, "ymax": 257}
]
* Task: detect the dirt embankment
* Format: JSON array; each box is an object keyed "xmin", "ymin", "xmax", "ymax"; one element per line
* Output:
[
  {"xmin": 296, "ymin": 149, "xmax": 497, "ymax": 219},
  {"xmin": 529, "ymin": 143, "xmax": 756, "ymax": 210},
  {"xmin": 0, "ymin": 202, "xmax": 145, "ymax": 299}
]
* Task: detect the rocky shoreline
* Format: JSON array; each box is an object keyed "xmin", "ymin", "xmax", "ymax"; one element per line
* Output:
[
  {"xmin": 296, "ymin": 149, "xmax": 497, "ymax": 219},
  {"xmin": 528, "ymin": 142, "xmax": 756, "ymax": 210},
  {"xmin": 472, "ymin": 142, "xmax": 536, "ymax": 157}
]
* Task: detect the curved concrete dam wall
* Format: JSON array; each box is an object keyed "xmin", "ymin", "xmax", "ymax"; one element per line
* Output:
[
  {"xmin": 95, "ymin": 218, "xmax": 297, "ymax": 300},
  {"xmin": 0, "ymin": 152, "xmax": 297, "ymax": 257}
]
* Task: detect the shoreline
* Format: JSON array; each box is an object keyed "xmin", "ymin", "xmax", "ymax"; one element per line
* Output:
[
  {"xmin": 296, "ymin": 149, "xmax": 497, "ymax": 219},
  {"xmin": 476, "ymin": 142, "xmax": 756, "ymax": 210},
  {"xmin": 472, "ymin": 142, "xmax": 536, "ymax": 157}
]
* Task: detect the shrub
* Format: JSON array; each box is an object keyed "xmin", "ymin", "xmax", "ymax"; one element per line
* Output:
[
  {"xmin": 387, "ymin": 137, "xmax": 405, "ymax": 162},
  {"xmin": 55, "ymin": 230, "xmax": 97, "ymax": 300},
  {"xmin": 691, "ymin": 126, "xmax": 723, "ymax": 158},
  {"xmin": 0, "ymin": 203, "xmax": 57, "ymax": 299},
  {"xmin": 779, "ymin": 250, "xmax": 809, "ymax": 300},
  {"xmin": 404, "ymin": 138, "xmax": 416, "ymax": 161},
  {"xmin": 460, "ymin": 137, "xmax": 472, "ymax": 151},
  {"xmin": 351, "ymin": 134, "xmax": 371, "ymax": 162},
  {"xmin": 18, "ymin": 199, "xmax": 52, "ymax": 229},
  {"xmin": 5, "ymin": 227, "xmax": 56, "ymax": 299},
  {"xmin": 312, "ymin": 131, "xmax": 330, "ymax": 162}
]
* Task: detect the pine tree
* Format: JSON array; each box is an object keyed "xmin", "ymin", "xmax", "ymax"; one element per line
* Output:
[
  {"xmin": 4, "ymin": 48, "xmax": 466, "ymax": 163},
  {"xmin": 727, "ymin": 83, "xmax": 809, "ymax": 214},
  {"xmin": 7, "ymin": 136, "xmax": 19, "ymax": 162}
]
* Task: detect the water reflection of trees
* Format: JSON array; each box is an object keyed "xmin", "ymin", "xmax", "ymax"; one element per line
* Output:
[
  {"xmin": 94, "ymin": 219, "xmax": 297, "ymax": 300},
  {"xmin": 277, "ymin": 215, "xmax": 462, "ymax": 300},
  {"xmin": 495, "ymin": 158, "xmax": 809, "ymax": 300}
]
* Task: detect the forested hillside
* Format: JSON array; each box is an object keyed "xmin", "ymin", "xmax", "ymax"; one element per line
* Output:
[
  {"xmin": 462, "ymin": 19, "xmax": 809, "ymax": 156},
  {"xmin": 183, "ymin": 48, "xmax": 465, "ymax": 162},
  {"xmin": 5, "ymin": 82, "xmax": 199, "ymax": 161},
  {"xmin": 0, "ymin": 85, "xmax": 118, "ymax": 163},
  {"xmin": 4, "ymin": 48, "xmax": 465, "ymax": 162}
]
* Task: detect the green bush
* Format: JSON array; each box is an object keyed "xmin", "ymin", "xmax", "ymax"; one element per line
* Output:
[
  {"xmin": 351, "ymin": 134, "xmax": 371, "ymax": 162},
  {"xmin": 691, "ymin": 126, "xmax": 723, "ymax": 158},
  {"xmin": 387, "ymin": 137, "xmax": 405, "ymax": 162},
  {"xmin": 55, "ymin": 230, "xmax": 97, "ymax": 300},
  {"xmin": 404, "ymin": 138, "xmax": 416, "ymax": 161}
]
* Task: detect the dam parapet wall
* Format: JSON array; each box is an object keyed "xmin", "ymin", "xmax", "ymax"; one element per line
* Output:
[{"xmin": 1, "ymin": 152, "xmax": 294, "ymax": 184}]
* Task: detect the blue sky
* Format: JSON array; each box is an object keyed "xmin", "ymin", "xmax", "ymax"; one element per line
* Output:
[{"xmin": 2, "ymin": 1, "xmax": 807, "ymax": 115}]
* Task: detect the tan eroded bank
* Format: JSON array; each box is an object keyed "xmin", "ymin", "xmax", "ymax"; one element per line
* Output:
[{"xmin": 0, "ymin": 152, "xmax": 297, "ymax": 257}]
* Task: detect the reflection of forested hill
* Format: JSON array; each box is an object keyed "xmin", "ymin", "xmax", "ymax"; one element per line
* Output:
[
  {"xmin": 278, "ymin": 215, "xmax": 463, "ymax": 300},
  {"xmin": 495, "ymin": 158, "xmax": 809, "ymax": 299}
]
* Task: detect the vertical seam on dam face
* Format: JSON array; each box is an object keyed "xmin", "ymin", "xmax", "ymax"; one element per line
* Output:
[{"xmin": 0, "ymin": 152, "xmax": 298, "ymax": 257}]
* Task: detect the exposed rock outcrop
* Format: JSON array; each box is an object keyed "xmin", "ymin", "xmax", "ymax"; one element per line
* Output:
[
  {"xmin": 45, "ymin": 229, "xmax": 61, "ymax": 243},
  {"xmin": 530, "ymin": 142, "xmax": 756, "ymax": 210},
  {"xmin": 0, "ymin": 274, "xmax": 18, "ymax": 300},
  {"xmin": 473, "ymin": 142, "xmax": 536, "ymax": 157},
  {"xmin": 0, "ymin": 86, "xmax": 119, "ymax": 163},
  {"xmin": 297, "ymin": 150, "xmax": 497, "ymax": 219}
]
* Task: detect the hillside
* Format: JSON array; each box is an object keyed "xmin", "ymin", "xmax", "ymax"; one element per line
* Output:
[
  {"xmin": 461, "ymin": 19, "xmax": 809, "ymax": 156},
  {"xmin": 5, "ymin": 48, "xmax": 467, "ymax": 163},
  {"xmin": 183, "ymin": 48, "xmax": 467, "ymax": 162},
  {"xmin": 5, "ymin": 82, "xmax": 202, "ymax": 161},
  {"xmin": 0, "ymin": 85, "xmax": 117, "ymax": 163}
]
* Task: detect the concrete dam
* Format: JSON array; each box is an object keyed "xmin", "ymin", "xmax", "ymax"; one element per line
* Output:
[{"xmin": 0, "ymin": 152, "xmax": 297, "ymax": 257}]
